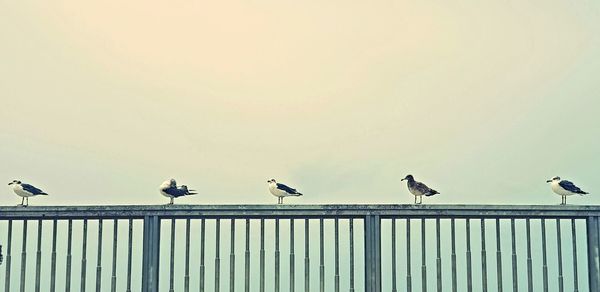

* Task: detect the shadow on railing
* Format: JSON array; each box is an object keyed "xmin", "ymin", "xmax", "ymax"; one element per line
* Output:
[{"xmin": 0, "ymin": 204, "xmax": 599, "ymax": 292}]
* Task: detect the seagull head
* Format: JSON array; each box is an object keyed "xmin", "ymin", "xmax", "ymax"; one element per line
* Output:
[
  {"xmin": 8, "ymin": 180, "xmax": 21, "ymax": 185},
  {"xmin": 169, "ymin": 178, "xmax": 177, "ymax": 187},
  {"xmin": 401, "ymin": 175, "xmax": 414, "ymax": 182},
  {"xmin": 267, "ymin": 179, "xmax": 276, "ymax": 184},
  {"xmin": 546, "ymin": 176, "xmax": 560, "ymax": 183}
]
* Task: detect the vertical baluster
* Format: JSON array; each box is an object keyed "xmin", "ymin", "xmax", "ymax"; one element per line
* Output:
[
  {"xmin": 526, "ymin": 219, "xmax": 533, "ymax": 292},
  {"xmin": 496, "ymin": 219, "xmax": 503, "ymax": 292},
  {"xmin": 200, "ymin": 219, "xmax": 206, "ymax": 292},
  {"xmin": 96, "ymin": 219, "xmax": 103, "ymax": 292},
  {"xmin": 334, "ymin": 219, "xmax": 339, "ymax": 292},
  {"xmin": 19, "ymin": 220, "xmax": 27, "ymax": 292},
  {"xmin": 510, "ymin": 219, "xmax": 518, "ymax": 292},
  {"xmin": 437, "ymin": 218, "xmax": 442, "ymax": 292},
  {"xmin": 260, "ymin": 219, "xmax": 265, "ymax": 292},
  {"xmin": 4, "ymin": 220, "xmax": 12, "ymax": 292},
  {"xmin": 35, "ymin": 220, "xmax": 43, "ymax": 292},
  {"xmin": 571, "ymin": 219, "xmax": 579, "ymax": 292},
  {"xmin": 65, "ymin": 220, "xmax": 73, "ymax": 292},
  {"xmin": 421, "ymin": 218, "xmax": 427, "ymax": 292},
  {"xmin": 406, "ymin": 219, "xmax": 412, "ymax": 292},
  {"xmin": 230, "ymin": 219, "xmax": 235, "ymax": 292},
  {"xmin": 556, "ymin": 219, "xmax": 563, "ymax": 292},
  {"xmin": 349, "ymin": 218, "xmax": 355, "ymax": 292},
  {"xmin": 391, "ymin": 219, "xmax": 397, "ymax": 292},
  {"xmin": 290, "ymin": 219, "xmax": 296, "ymax": 292},
  {"xmin": 111, "ymin": 220, "xmax": 118, "ymax": 292},
  {"xmin": 275, "ymin": 219, "xmax": 280, "ymax": 292},
  {"xmin": 466, "ymin": 219, "xmax": 472, "ymax": 292},
  {"xmin": 184, "ymin": 219, "xmax": 190, "ymax": 292},
  {"xmin": 319, "ymin": 219, "xmax": 325, "ymax": 292},
  {"xmin": 215, "ymin": 219, "xmax": 221, "ymax": 292},
  {"xmin": 81, "ymin": 219, "xmax": 88, "ymax": 292},
  {"xmin": 169, "ymin": 219, "xmax": 175, "ymax": 292},
  {"xmin": 451, "ymin": 219, "xmax": 457, "ymax": 292},
  {"xmin": 126, "ymin": 219, "xmax": 133, "ymax": 292},
  {"xmin": 50, "ymin": 219, "xmax": 57, "ymax": 292},
  {"xmin": 304, "ymin": 219, "xmax": 310, "ymax": 292},
  {"xmin": 245, "ymin": 219, "xmax": 250, "ymax": 292},
  {"xmin": 541, "ymin": 219, "xmax": 548, "ymax": 292},
  {"xmin": 481, "ymin": 219, "xmax": 487, "ymax": 292}
]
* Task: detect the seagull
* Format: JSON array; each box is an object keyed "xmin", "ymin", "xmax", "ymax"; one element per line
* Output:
[
  {"xmin": 401, "ymin": 175, "xmax": 439, "ymax": 204},
  {"xmin": 159, "ymin": 179, "xmax": 197, "ymax": 205},
  {"xmin": 8, "ymin": 180, "xmax": 48, "ymax": 206},
  {"xmin": 267, "ymin": 179, "xmax": 303, "ymax": 204},
  {"xmin": 546, "ymin": 176, "xmax": 588, "ymax": 205}
]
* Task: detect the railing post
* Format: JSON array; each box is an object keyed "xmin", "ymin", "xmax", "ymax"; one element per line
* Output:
[
  {"xmin": 364, "ymin": 215, "xmax": 381, "ymax": 292},
  {"xmin": 588, "ymin": 216, "xmax": 600, "ymax": 291},
  {"xmin": 142, "ymin": 215, "xmax": 161, "ymax": 292}
]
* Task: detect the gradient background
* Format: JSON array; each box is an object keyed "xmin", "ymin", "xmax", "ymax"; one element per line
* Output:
[
  {"xmin": 1, "ymin": 2, "xmax": 600, "ymax": 292},
  {"xmin": 1, "ymin": 1, "xmax": 599, "ymax": 205}
]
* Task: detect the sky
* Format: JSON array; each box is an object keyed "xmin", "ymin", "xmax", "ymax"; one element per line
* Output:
[{"xmin": 1, "ymin": 1, "xmax": 599, "ymax": 206}]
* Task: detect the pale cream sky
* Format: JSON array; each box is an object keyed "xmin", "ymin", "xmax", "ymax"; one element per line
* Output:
[{"xmin": 1, "ymin": 1, "xmax": 599, "ymax": 205}]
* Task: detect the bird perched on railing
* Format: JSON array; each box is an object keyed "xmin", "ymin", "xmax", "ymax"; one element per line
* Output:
[
  {"xmin": 267, "ymin": 179, "xmax": 303, "ymax": 204},
  {"xmin": 159, "ymin": 179, "xmax": 197, "ymax": 205},
  {"xmin": 401, "ymin": 175, "xmax": 439, "ymax": 204},
  {"xmin": 8, "ymin": 180, "xmax": 48, "ymax": 207},
  {"xmin": 547, "ymin": 176, "xmax": 588, "ymax": 205}
]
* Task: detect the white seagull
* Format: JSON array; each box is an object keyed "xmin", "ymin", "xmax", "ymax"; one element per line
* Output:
[
  {"xmin": 267, "ymin": 179, "xmax": 303, "ymax": 204},
  {"xmin": 401, "ymin": 175, "xmax": 440, "ymax": 204},
  {"xmin": 159, "ymin": 179, "xmax": 197, "ymax": 205},
  {"xmin": 8, "ymin": 180, "xmax": 48, "ymax": 206},
  {"xmin": 546, "ymin": 176, "xmax": 588, "ymax": 205}
]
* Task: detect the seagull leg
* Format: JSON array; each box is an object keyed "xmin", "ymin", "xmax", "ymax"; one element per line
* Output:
[
  {"xmin": 282, "ymin": 197, "xmax": 285, "ymax": 204},
  {"xmin": 419, "ymin": 196, "xmax": 423, "ymax": 204},
  {"xmin": 169, "ymin": 197, "xmax": 174, "ymax": 205},
  {"xmin": 19, "ymin": 197, "xmax": 24, "ymax": 206},
  {"xmin": 26, "ymin": 197, "xmax": 29, "ymax": 207}
]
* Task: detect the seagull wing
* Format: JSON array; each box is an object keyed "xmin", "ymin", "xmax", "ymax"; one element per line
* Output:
[
  {"xmin": 414, "ymin": 182, "xmax": 439, "ymax": 196},
  {"xmin": 163, "ymin": 187, "xmax": 187, "ymax": 198},
  {"xmin": 178, "ymin": 185, "xmax": 197, "ymax": 195},
  {"xmin": 21, "ymin": 184, "xmax": 47, "ymax": 195},
  {"xmin": 559, "ymin": 180, "xmax": 588, "ymax": 194},
  {"xmin": 276, "ymin": 183, "xmax": 302, "ymax": 195}
]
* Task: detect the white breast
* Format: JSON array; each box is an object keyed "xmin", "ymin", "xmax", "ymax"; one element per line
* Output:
[
  {"xmin": 269, "ymin": 185, "xmax": 287, "ymax": 197},
  {"xmin": 12, "ymin": 185, "xmax": 33, "ymax": 197},
  {"xmin": 551, "ymin": 181, "xmax": 576, "ymax": 196}
]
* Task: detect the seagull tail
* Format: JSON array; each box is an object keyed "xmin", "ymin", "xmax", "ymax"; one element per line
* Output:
[
  {"xmin": 578, "ymin": 191, "xmax": 589, "ymax": 195},
  {"xmin": 295, "ymin": 192, "xmax": 303, "ymax": 196},
  {"xmin": 426, "ymin": 190, "xmax": 440, "ymax": 196},
  {"xmin": 39, "ymin": 193, "xmax": 49, "ymax": 196}
]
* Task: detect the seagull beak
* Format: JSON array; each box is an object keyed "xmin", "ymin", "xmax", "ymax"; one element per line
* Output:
[
  {"xmin": 546, "ymin": 180, "xmax": 552, "ymax": 183},
  {"xmin": 400, "ymin": 178, "xmax": 405, "ymax": 181},
  {"xmin": 7, "ymin": 182, "xmax": 12, "ymax": 185}
]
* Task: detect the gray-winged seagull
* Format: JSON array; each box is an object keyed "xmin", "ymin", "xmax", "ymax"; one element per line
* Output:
[
  {"xmin": 267, "ymin": 179, "xmax": 303, "ymax": 204},
  {"xmin": 401, "ymin": 175, "xmax": 439, "ymax": 204},
  {"xmin": 8, "ymin": 180, "xmax": 48, "ymax": 206},
  {"xmin": 546, "ymin": 176, "xmax": 588, "ymax": 205},
  {"xmin": 159, "ymin": 179, "xmax": 197, "ymax": 205}
]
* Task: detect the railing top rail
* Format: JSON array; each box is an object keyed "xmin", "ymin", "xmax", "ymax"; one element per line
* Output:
[{"xmin": 0, "ymin": 204, "xmax": 599, "ymax": 219}]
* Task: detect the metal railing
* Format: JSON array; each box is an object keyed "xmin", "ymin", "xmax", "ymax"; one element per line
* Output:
[{"xmin": 0, "ymin": 204, "xmax": 599, "ymax": 292}]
